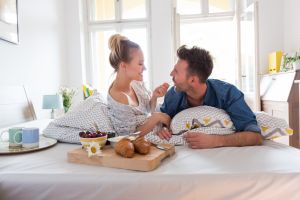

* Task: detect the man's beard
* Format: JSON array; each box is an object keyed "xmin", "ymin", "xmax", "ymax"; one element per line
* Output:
[
  {"xmin": 173, "ymin": 78, "xmax": 183, "ymax": 92},
  {"xmin": 173, "ymin": 83, "xmax": 186, "ymax": 92},
  {"xmin": 173, "ymin": 81, "xmax": 192, "ymax": 93}
]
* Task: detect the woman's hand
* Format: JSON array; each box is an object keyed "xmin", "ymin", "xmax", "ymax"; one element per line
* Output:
[
  {"xmin": 152, "ymin": 83, "xmax": 169, "ymax": 98},
  {"xmin": 152, "ymin": 112, "xmax": 171, "ymax": 127},
  {"xmin": 136, "ymin": 112, "xmax": 171, "ymax": 136},
  {"xmin": 157, "ymin": 126, "xmax": 172, "ymax": 140}
]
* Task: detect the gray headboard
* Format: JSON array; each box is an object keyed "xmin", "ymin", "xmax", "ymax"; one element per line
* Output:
[{"xmin": 0, "ymin": 86, "xmax": 36, "ymax": 128}]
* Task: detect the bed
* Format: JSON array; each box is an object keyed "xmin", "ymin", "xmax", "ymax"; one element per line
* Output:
[
  {"xmin": 1, "ymin": 88, "xmax": 300, "ymax": 200},
  {"xmin": 1, "ymin": 120, "xmax": 300, "ymax": 200}
]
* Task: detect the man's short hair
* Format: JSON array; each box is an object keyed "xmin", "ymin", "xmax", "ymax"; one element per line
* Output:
[{"xmin": 177, "ymin": 45, "xmax": 213, "ymax": 83}]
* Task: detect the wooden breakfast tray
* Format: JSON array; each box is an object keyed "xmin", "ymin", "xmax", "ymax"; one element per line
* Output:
[{"xmin": 67, "ymin": 144, "xmax": 175, "ymax": 171}]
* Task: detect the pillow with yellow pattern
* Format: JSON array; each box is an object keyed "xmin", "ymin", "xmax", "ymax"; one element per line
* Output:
[{"xmin": 170, "ymin": 106, "xmax": 293, "ymax": 140}]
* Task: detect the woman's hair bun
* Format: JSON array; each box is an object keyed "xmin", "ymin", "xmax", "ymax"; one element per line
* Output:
[
  {"xmin": 108, "ymin": 34, "xmax": 139, "ymax": 71},
  {"xmin": 108, "ymin": 34, "xmax": 128, "ymax": 51}
]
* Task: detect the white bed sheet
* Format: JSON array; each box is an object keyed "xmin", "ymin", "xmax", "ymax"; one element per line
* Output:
[{"xmin": 1, "ymin": 120, "xmax": 300, "ymax": 200}]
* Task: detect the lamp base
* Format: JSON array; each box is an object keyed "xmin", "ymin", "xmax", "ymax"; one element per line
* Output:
[{"xmin": 51, "ymin": 109, "xmax": 55, "ymax": 119}]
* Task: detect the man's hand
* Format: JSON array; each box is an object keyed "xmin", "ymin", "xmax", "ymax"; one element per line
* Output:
[
  {"xmin": 183, "ymin": 132, "xmax": 219, "ymax": 149},
  {"xmin": 183, "ymin": 131, "xmax": 263, "ymax": 149},
  {"xmin": 157, "ymin": 126, "xmax": 172, "ymax": 140}
]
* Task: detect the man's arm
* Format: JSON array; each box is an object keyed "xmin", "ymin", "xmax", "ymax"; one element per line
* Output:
[
  {"xmin": 183, "ymin": 131, "xmax": 263, "ymax": 149},
  {"xmin": 224, "ymin": 86, "xmax": 260, "ymax": 133}
]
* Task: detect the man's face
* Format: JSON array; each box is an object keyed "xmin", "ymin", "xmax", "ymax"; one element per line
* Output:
[{"xmin": 170, "ymin": 59, "xmax": 191, "ymax": 92}]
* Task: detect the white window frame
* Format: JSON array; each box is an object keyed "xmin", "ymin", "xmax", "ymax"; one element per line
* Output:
[
  {"xmin": 84, "ymin": 0, "xmax": 151, "ymax": 90},
  {"xmin": 176, "ymin": 0, "xmax": 237, "ymax": 83},
  {"xmin": 175, "ymin": 0, "xmax": 260, "ymax": 110}
]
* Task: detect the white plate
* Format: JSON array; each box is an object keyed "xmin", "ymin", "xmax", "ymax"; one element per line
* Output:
[{"xmin": 0, "ymin": 135, "xmax": 57, "ymax": 154}]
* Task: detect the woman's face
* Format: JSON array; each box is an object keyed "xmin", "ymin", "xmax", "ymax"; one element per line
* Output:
[{"xmin": 124, "ymin": 48, "xmax": 145, "ymax": 81}]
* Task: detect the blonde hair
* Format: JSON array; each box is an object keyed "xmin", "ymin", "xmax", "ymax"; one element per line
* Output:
[{"xmin": 108, "ymin": 34, "xmax": 140, "ymax": 71}]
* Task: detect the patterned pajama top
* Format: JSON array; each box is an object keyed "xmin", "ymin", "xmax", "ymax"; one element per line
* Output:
[{"xmin": 107, "ymin": 81, "xmax": 152, "ymax": 136}]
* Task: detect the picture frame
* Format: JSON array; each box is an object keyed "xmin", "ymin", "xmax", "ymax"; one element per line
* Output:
[{"xmin": 0, "ymin": 0, "xmax": 19, "ymax": 44}]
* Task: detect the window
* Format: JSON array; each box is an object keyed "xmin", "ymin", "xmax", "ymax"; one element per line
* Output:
[
  {"xmin": 177, "ymin": 0, "xmax": 234, "ymax": 15},
  {"xmin": 86, "ymin": 0, "xmax": 150, "ymax": 92},
  {"xmin": 177, "ymin": 0, "xmax": 237, "ymax": 85},
  {"xmin": 177, "ymin": 0, "xmax": 202, "ymax": 15},
  {"xmin": 239, "ymin": 1, "xmax": 259, "ymax": 110},
  {"xmin": 209, "ymin": 0, "xmax": 235, "ymax": 13},
  {"xmin": 177, "ymin": 0, "xmax": 260, "ymax": 110}
]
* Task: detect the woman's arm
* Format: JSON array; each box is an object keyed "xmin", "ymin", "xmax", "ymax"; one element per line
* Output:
[
  {"xmin": 137, "ymin": 112, "xmax": 171, "ymax": 136},
  {"xmin": 149, "ymin": 83, "xmax": 169, "ymax": 112}
]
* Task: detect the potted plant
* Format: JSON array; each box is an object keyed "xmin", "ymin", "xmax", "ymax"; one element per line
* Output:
[
  {"xmin": 293, "ymin": 52, "xmax": 300, "ymax": 71},
  {"xmin": 59, "ymin": 87, "xmax": 77, "ymax": 113},
  {"xmin": 282, "ymin": 54, "xmax": 294, "ymax": 72}
]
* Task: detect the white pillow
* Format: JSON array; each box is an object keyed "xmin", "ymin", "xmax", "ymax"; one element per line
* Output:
[
  {"xmin": 170, "ymin": 106, "xmax": 293, "ymax": 140},
  {"xmin": 256, "ymin": 112, "xmax": 293, "ymax": 139},
  {"xmin": 44, "ymin": 92, "xmax": 115, "ymax": 143}
]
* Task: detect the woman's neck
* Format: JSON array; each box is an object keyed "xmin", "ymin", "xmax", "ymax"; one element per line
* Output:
[{"xmin": 112, "ymin": 73, "xmax": 132, "ymax": 93}]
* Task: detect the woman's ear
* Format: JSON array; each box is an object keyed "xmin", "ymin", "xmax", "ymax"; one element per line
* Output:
[{"xmin": 119, "ymin": 61, "xmax": 127, "ymax": 71}]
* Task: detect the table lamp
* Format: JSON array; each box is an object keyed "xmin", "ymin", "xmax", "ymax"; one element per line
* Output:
[{"xmin": 42, "ymin": 94, "xmax": 63, "ymax": 119}]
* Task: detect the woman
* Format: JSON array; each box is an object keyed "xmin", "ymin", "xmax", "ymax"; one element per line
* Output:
[{"xmin": 107, "ymin": 34, "xmax": 170, "ymax": 136}]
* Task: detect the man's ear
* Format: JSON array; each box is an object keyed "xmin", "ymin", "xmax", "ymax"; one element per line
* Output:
[{"xmin": 189, "ymin": 75, "xmax": 199, "ymax": 85}]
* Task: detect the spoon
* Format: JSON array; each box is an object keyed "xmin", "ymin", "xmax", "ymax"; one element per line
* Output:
[
  {"xmin": 128, "ymin": 131, "xmax": 141, "ymax": 137},
  {"xmin": 125, "ymin": 131, "xmax": 141, "ymax": 140},
  {"xmin": 154, "ymin": 143, "xmax": 173, "ymax": 151}
]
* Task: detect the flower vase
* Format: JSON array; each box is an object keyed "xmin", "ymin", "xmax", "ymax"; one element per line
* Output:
[
  {"xmin": 64, "ymin": 106, "xmax": 70, "ymax": 113},
  {"xmin": 293, "ymin": 60, "xmax": 300, "ymax": 71}
]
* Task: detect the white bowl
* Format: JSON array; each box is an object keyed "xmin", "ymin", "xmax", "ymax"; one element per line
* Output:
[{"xmin": 108, "ymin": 136, "xmax": 136, "ymax": 148}]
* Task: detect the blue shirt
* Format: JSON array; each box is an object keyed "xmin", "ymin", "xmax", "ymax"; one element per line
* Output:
[{"xmin": 160, "ymin": 79, "xmax": 260, "ymax": 133}]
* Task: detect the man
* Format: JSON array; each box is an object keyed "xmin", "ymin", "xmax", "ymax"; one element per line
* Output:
[{"xmin": 158, "ymin": 45, "xmax": 263, "ymax": 149}]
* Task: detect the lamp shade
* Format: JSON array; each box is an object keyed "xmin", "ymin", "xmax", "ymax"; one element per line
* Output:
[{"xmin": 42, "ymin": 94, "xmax": 63, "ymax": 109}]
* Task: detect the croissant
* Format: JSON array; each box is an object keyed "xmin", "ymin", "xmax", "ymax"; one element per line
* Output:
[
  {"xmin": 114, "ymin": 138, "xmax": 135, "ymax": 158},
  {"xmin": 132, "ymin": 136, "xmax": 151, "ymax": 155}
]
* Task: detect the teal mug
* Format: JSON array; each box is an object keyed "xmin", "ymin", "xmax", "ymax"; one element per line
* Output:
[{"xmin": 0, "ymin": 127, "xmax": 23, "ymax": 148}]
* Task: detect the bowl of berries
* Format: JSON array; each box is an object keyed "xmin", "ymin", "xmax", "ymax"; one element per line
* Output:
[{"xmin": 79, "ymin": 130, "xmax": 108, "ymax": 149}]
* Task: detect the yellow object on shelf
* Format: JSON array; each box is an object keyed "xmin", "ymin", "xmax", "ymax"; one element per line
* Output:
[
  {"xmin": 82, "ymin": 84, "xmax": 95, "ymax": 99},
  {"xmin": 268, "ymin": 51, "xmax": 283, "ymax": 73}
]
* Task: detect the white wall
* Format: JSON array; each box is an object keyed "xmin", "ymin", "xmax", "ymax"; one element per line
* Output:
[
  {"xmin": 64, "ymin": 0, "xmax": 83, "ymax": 87},
  {"xmin": 257, "ymin": 0, "xmax": 300, "ymax": 74},
  {"xmin": 257, "ymin": 0, "xmax": 284, "ymax": 75},
  {"xmin": 150, "ymin": 0, "xmax": 174, "ymax": 90},
  {"xmin": 283, "ymin": 0, "xmax": 300, "ymax": 54},
  {"xmin": 64, "ymin": 0, "xmax": 85, "ymax": 105},
  {"xmin": 0, "ymin": 0, "xmax": 68, "ymax": 119}
]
